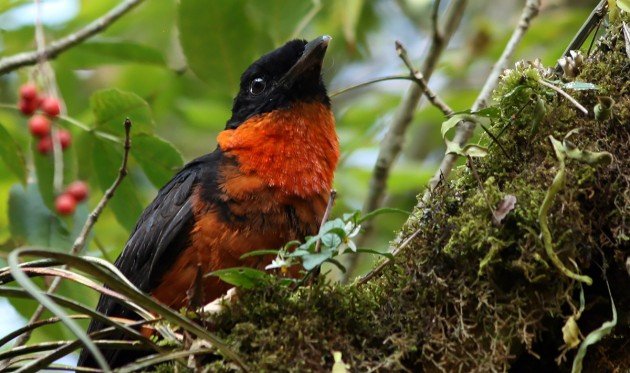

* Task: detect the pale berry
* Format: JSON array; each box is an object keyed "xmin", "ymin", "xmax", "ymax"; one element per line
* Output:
[
  {"xmin": 40, "ymin": 97, "xmax": 61, "ymax": 117},
  {"xmin": 19, "ymin": 84, "xmax": 38, "ymax": 101},
  {"xmin": 66, "ymin": 181, "xmax": 89, "ymax": 202},
  {"xmin": 57, "ymin": 129, "xmax": 71, "ymax": 149},
  {"xmin": 37, "ymin": 136, "xmax": 53, "ymax": 154},
  {"xmin": 55, "ymin": 193, "xmax": 76, "ymax": 215},
  {"xmin": 28, "ymin": 115, "xmax": 51, "ymax": 138}
]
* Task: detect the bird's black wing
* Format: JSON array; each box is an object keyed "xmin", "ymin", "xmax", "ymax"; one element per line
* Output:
[{"xmin": 77, "ymin": 151, "xmax": 221, "ymax": 368}]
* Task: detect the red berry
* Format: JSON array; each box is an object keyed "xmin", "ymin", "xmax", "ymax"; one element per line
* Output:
[
  {"xmin": 57, "ymin": 129, "xmax": 71, "ymax": 149},
  {"xmin": 37, "ymin": 136, "xmax": 53, "ymax": 154},
  {"xmin": 28, "ymin": 115, "xmax": 51, "ymax": 138},
  {"xmin": 40, "ymin": 97, "xmax": 61, "ymax": 117},
  {"xmin": 65, "ymin": 181, "xmax": 88, "ymax": 202},
  {"xmin": 19, "ymin": 99, "xmax": 38, "ymax": 116},
  {"xmin": 55, "ymin": 193, "xmax": 76, "ymax": 215},
  {"xmin": 19, "ymin": 83, "xmax": 38, "ymax": 101}
]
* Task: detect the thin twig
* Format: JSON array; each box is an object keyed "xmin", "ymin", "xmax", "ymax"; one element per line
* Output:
[
  {"xmin": 0, "ymin": 0, "xmax": 145, "ymax": 75},
  {"xmin": 4, "ymin": 119, "xmax": 132, "ymax": 356},
  {"xmin": 423, "ymin": 0, "xmax": 541, "ymax": 202},
  {"xmin": 395, "ymin": 41, "xmax": 454, "ymax": 117},
  {"xmin": 343, "ymin": 0, "xmax": 467, "ymax": 282},
  {"xmin": 314, "ymin": 190, "xmax": 337, "ymax": 254},
  {"xmin": 585, "ymin": 16, "xmax": 603, "ymax": 57},
  {"xmin": 539, "ymin": 79, "xmax": 588, "ymax": 114},
  {"xmin": 330, "ymin": 75, "xmax": 417, "ymax": 97}
]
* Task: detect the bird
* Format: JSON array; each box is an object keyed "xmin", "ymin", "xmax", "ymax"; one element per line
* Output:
[{"xmin": 78, "ymin": 35, "xmax": 339, "ymax": 368}]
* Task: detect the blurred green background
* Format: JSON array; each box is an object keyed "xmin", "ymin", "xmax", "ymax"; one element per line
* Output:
[{"xmin": 0, "ymin": 0, "xmax": 596, "ymax": 348}]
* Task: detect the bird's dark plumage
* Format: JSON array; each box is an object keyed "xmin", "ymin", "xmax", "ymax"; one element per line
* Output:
[{"xmin": 78, "ymin": 36, "xmax": 338, "ymax": 369}]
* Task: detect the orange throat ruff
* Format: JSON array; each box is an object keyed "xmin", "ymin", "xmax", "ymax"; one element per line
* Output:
[{"xmin": 217, "ymin": 101, "xmax": 339, "ymax": 198}]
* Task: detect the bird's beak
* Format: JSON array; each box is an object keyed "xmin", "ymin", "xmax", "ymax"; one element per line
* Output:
[{"xmin": 280, "ymin": 35, "xmax": 331, "ymax": 87}]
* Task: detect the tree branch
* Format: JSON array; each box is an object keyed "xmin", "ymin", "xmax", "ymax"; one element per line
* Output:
[
  {"xmin": 423, "ymin": 0, "xmax": 541, "ymax": 202},
  {"xmin": 1, "ymin": 119, "xmax": 133, "ymax": 359},
  {"xmin": 0, "ymin": 0, "xmax": 145, "ymax": 76},
  {"xmin": 360, "ymin": 0, "xmax": 465, "ymax": 225},
  {"xmin": 395, "ymin": 41, "xmax": 454, "ymax": 117},
  {"xmin": 343, "ymin": 0, "xmax": 467, "ymax": 282}
]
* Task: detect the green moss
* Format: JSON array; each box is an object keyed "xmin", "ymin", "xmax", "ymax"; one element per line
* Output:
[{"xmin": 159, "ymin": 19, "xmax": 630, "ymax": 373}]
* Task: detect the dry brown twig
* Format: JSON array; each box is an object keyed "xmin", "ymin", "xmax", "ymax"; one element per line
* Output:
[
  {"xmin": 395, "ymin": 41, "xmax": 455, "ymax": 118},
  {"xmin": 2, "ymin": 119, "xmax": 133, "ymax": 360},
  {"xmin": 0, "ymin": 0, "xmax": 145, "ymax": 75}
]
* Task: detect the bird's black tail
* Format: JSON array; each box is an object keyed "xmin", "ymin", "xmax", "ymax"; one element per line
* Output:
[{"xmin": 76, "ymin": 294, "xmax": 150, "ymax": 369}]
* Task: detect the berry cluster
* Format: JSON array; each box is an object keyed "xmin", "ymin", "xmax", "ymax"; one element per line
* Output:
[
  {"xmin": 55, "ymin": 181, "xmax": 89, "ymax": 215},
  {"xmin": 18, "ymin": 83, "xmax": 71, "ymax": 154},
  {"xmin": 20, "ymin": 83, "xmax": 85, "ymax": 215}
]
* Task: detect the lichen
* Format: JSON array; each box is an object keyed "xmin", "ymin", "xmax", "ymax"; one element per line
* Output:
[{"xmin": 163, "ymin": 16, "xmax": 630, "ymax": 373}]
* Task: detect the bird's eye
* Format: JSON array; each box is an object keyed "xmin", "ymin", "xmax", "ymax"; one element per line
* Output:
[{"xmin": 249, "ymin": 78, "xmax": 266, "ymax": 96}]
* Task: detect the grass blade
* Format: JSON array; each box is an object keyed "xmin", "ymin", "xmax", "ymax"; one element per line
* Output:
[{"xmin": 8, "ymin": 248, "xmax": 111, "ymax": 372}]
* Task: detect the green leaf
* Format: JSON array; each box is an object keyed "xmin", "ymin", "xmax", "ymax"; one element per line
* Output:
[
  {"xmin": 0, "ymin": 0, "xmax": 29, "ymax": 13},
  {"xmin": 58, "ymin": 40, "xmax": 166, "ymax": 68},
  {"xmin": 178, "ymin": 0, "xmax": 258, "ymax": 96},
  {"xmin": 571, "ymin": 282, "xmax": 617, "ymax": 373},
  {"xmin": 0, "ymin": 122, "xmax": 27, "ymax": 185},
  {"xmin": 207, "ymin": 267, "xmax": 269, "ymax": 289},
  {"xmin": 321, "ymin": 232, "xmax": 342, "ymax": 248},
  {"xmin": 239, "ymin": 249, "xmax": 280, "ymax": 259},
  {"xmin": 300, "ymin": 250, "xmax": 333, "ymax": 271},
  {"xmin": 342, "ymin": 211, "xmax": 360, "ymax": 223},
  {"xmin": 7, "ymin": 183, "xmax": 72, "ymax": 249},
  {"xmin": 354, "ymin": 248, "xmax": 394, "ymax": 259},
  {"xmin": 617, "ymin": 0, "xmax": 630, "ymax": 13},
  {"xmin": 245, "ymin": 0, "xmax": 314, "ymax": 46},
  {"xmin": 445, "ymin": 141, "xmax": 488, "ymax": 158},
  {"xmin": 131, "ymin": 134, "xmax": 184, "ymax": 188},
  {"xmin": 440, "ymin": 114, "xmax": 465, "ymax": 140},
  {"xmin": 562, "ymin": 81, "xmax": 599, "ymax": 91},
  {"xmin": 461, "ymin": 144, "xmax": 489, "ymax": 157},
  {"xmin": 563, "ymin": 141, "xmax": 613, "ymax": 166},
  {"xmin": 340, "ymin": 0, "xmax": 364, "ymax": 49},
  {"xmin": 321, "ymin": 218, "xmax": 345, "ymax": 233},
  {"xmin": 92, "ymin": 137, "xmax": 143, "ymax": 231},
  {"xmin": 90, "ymin": 89, "xmax": 154, "ymax": 135},
  {"xmin": 298, "ymin": 235, "xmax": 320, "ymax": 252}
]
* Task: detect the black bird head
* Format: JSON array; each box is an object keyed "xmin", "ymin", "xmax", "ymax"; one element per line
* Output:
[{"xmin": 226, "ymin": 35, "xmax": 331, "ymax": 129}]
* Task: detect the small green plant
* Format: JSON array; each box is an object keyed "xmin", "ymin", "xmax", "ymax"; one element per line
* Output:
[{"xmin": 210, "ymin": 207, "xmax": 407, "ymax": 289}]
